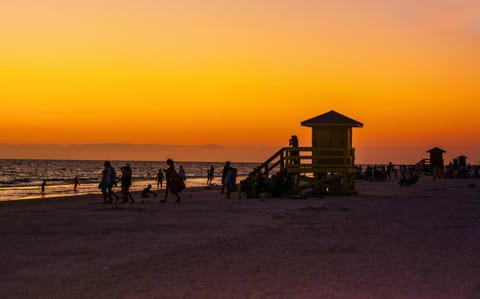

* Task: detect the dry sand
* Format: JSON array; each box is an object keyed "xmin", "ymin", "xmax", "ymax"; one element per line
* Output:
[{"xmin": 1, "ymin": 178, "xmax": 480, "ymax": 299}]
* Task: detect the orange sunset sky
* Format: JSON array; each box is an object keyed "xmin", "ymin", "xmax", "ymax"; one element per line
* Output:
[{"xmin": 1, "ymin": 0, "xmax": 479, "ymax": 164}]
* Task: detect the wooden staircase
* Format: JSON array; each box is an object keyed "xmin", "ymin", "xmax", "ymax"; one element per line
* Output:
[{"xmin": 415, "ymin": 158, "xmax": 431, "ymax": 172}]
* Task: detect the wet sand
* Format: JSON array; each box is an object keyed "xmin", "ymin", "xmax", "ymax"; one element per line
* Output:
[{"xmin": 1, "ymin": 178, "xmax": 480, "ymax": 299}]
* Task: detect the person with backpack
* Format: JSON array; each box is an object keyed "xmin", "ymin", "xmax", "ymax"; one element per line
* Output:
[{"xmin": 160, "ymin": 159, "xmax": 184, "ymax": 203}]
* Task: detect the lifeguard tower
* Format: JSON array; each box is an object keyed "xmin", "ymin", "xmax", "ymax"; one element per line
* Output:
[
  {"xmin": 415, "ymin": 147, "xmax": 446, "ymax": 173},
  {"xmin": 427, "ymin": 147, "xmax": 446, "ymax": 170},
  {"xmin": 241, "ymin": 110, "xmax": 363, "ymax": 197}
]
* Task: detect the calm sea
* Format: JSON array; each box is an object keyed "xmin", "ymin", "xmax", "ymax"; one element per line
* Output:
[{"xmin": 0, "ymin": 159, "xmax": 260, "ymax": 201}]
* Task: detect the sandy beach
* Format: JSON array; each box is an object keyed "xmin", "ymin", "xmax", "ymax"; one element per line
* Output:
[{"xmin": 1, "ymin": 178, "xmax": 480, "ymax": 299}]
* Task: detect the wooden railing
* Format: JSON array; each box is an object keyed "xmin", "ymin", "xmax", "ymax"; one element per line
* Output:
[
  {"xmin": 246, "ymin": 147, "xmax": 357, "ymax": 180},
  {"xmin": 415, "ymin": 158, "xmax": 431, "ymax": 169}
]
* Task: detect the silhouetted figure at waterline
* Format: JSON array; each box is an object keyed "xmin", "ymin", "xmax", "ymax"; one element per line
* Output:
[
  {"xmin": 156, "ymin": 169, "xmax": 164, "ymax": 189},
  {"xmin": 73, "ymin": 176, "xmax": 79, "ymax": 191},
  {"xmin": 207, "ymin": 165, "xmax": 215, "ymax": 185},
  {"xmin": 100, "ymin": 161, "xmax": 117, "ymax": 204},
  {"xmin": 41, "ymin": 179, "xmax": 47, "ymax": 196}
]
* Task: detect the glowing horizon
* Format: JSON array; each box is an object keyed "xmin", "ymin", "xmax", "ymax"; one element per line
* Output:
[{"xmin": 1, "ymin": 0, "xmax": 479, "ymax": 164}]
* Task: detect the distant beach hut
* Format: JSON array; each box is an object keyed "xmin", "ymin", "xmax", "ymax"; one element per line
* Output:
[
  {"xmin": 449, "ymin": 155, "xmax": 469, "ymax": 178},
  {"xmin": 453, "ymin": 158, "xmax": 459, "ymax": 168},
  {"xmin": 458, "ymin": 155, "xmax": 467, "ymax": 168},
  {"xmin": 426, "ymin": 147, "xmax": 446, "ymax": 171}
]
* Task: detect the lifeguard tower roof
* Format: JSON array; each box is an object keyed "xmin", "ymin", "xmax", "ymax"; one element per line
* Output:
[
  {"xmin": 426, "ymin": 147, "xmax": 446, "ymax": 153},
  {"xmin": 301, "ymin": 110, "xmax": 363, "ymax": 127}
]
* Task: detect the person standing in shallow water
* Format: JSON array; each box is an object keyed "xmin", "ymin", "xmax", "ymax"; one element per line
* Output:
[
  {"xmin": 73, "ymin": 176, "xmax": 79, "ymax": 191},
  {"xmin": 160, "ymin": 159, "xmax": 184, "ymax": 203},
  {"xmin": 41, "ymin": 179, "xmax": 47, "ymax": 195},
  {"xmin": 207, "ymin": 165, "xmax": 214, "ymax": 185},
  {"xmin": 156, "ymin": 169, "xmax": 164, "ymax": 189}
]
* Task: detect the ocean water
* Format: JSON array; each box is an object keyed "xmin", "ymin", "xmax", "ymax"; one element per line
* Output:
[{"xmin": 0, "ymin": 159, "xmax": 259, "ymax": 201}]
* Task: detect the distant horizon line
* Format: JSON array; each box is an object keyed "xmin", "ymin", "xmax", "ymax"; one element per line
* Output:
[
  {"xmin": 0, "ymin": 143, "xmax": 478, "ymax": 165},
  {"xmin": 0, "ymin": 157, "xmax": 261, "ymax": 164},
  {"xmin": 0, "ymin": 157, "xmax": 421, "ymax": 166}
]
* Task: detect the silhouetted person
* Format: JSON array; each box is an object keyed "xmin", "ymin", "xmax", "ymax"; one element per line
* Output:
[
  {"xmin": 178, "ymin": 165, "xmax": 187, "ymax": 181},
  {"xmin": 160, "ymin": 159, "xmax": 184, "ymax": 203},
  {"xmin": 224, "ymin": 167, "xmax": 235, "ymax": 199},
  {"xmin": 399, "ymin": 166, "xmax": 418, "ymax": 186},
  {"xmin": 207, "ymin": 165, "xmax": 215, "ymax": 185},
  {"xmin": 289, "ymin": 135, "xmax": 299, "ymax": 165},
  {"xmin": 141, "ymin": 184, "xmax": 157, "ymax": 198},
  {"xmin": 73, "ymin": 176, "xmax": 79, "ymax": 191},
  {"xmin": 387, "ymin": 162, "xmax": 394, "ymax": 180},
  {"xmin": 41, "ymin": 179, "xmax": 47, "ymax": 195},
  {"xmin": 289, "ymin": 135, "xmax": 298, "ymax": 147},
  {"xmin": 120, "ymin": 164, "xmax": 135, "ymax": 203},
  {"xmin": 221, "ymin": 161, "xmax": 231, "ymax": 194},
  {"xmin": 156, "ymin": 169, "xmax": 164, "ymax": 189},
  {"xmin": 100, "ymin": 161, "xmax": 116, "ymax": 204}
]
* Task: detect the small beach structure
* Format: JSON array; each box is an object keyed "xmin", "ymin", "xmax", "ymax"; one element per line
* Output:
[
  {"xmin": 427, "ymin": 147, "xmax": 446, "ymax": 170},
  {"xmin": 415, "ymin": 147, "xmax": 446, "ymax": 173},
  {"xmin": 241, "ymin": 110, "xmax": 363, "ymax": 197},
  {"xmin": 428, "ymin": 147, "xmax": 446, "ymax": 170},
  {"xmin": 446, "ymin": 155, "xmax": 469, "ymax": 178}
]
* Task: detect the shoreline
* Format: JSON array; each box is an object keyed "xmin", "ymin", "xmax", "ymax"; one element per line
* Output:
[
  {"xmin": 0, "ymin": 177, "xmax": 230, "ymax": 202},
  {"xmin": 0, "ymin": 184, "xmax": 222, "ymax": 204}
]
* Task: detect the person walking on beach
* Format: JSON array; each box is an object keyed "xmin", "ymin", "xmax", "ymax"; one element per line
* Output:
[
  {"xmin": 73, "ymin": 176, "xmax": 79, "ymax": 191},
  {"xmin": 221, "ymin": 161, "xmax": 231, "ymax": 194},
  {"xmin": 224, "ymin": 167, "xmax": 235, "ymax": 199},
  {"xmin": 100, "ymin": 161, "xmax": 117, "ymax": 204},
  {"xmin": 156, "ymin": 169, "xmax": 164, "ymax": 189},
  {"xmin": 160, "ymin": 159, "xmax": 184, "ymax": 203},
  {"xmin": 120, "ymin": 164, "xmax": 135, "ymax": 203}
]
